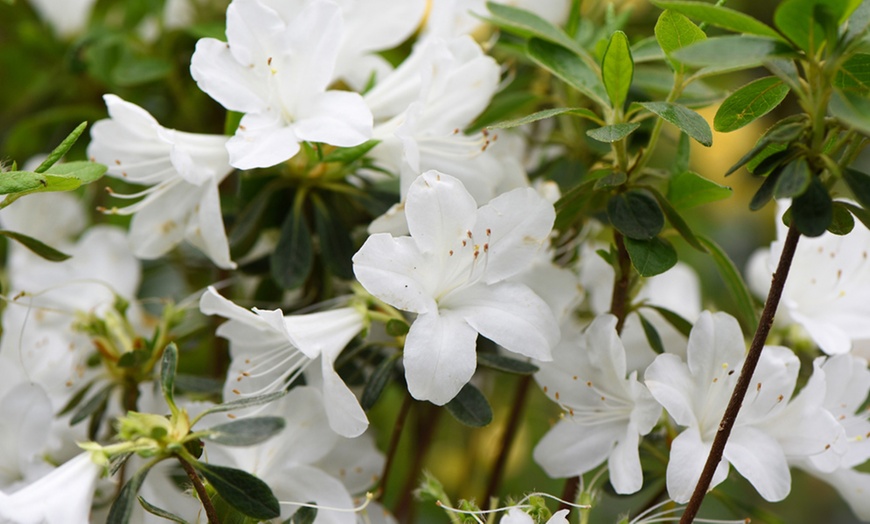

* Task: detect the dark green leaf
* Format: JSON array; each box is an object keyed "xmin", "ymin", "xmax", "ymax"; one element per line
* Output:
[
  {"xmin": 361, "ymin": 354, "xmax": 398, "ymax": 410},
  {"xmin": 624, "ymin": 236, "xmax": 678, "ymax": 277},
  {"xmin": 714, "ymin": 77, "xmax": 790, "ymax": 133},
  {"xmin": 161, "ymin": 343, "xmax": 178, "ymax": 413},
  {"xmin": 321, "ymin": 140, "xmax": 380, "ymax": 164},
  {"xmin": 313, "ymin": 201, "xmax": 354, "ymax": 280},
  {"xmin": 271, "ymin": 208, "xmax": 313, "ymax": 289},
  {"xmin": 607, "ymin": 190, "xmax": 665, "ymax": 240},
  {"xmin": 206, "ymin": 417, "xmax": 285, "ymax": 446},
  {"xmin": 477, "ymin": 353, "xmax": 539, "ymax": 375},
  {"xmin": 230, "ymin": 189, "xmax": 273, "ymax": 257},
  {"xmin": 646, "ymin": 305, "xmax": 694, "ymax": 338},
  {"xmin": 175, "ymin": 374, "xmax": 224, "ymax": 395},
  {"xmin": 697, "ymin": 235, "xmax": 759, "ymax": 332},
  {"xmin": 445, "ymin": 383, "xmax": 493, "ymax": 427},
  {"xmin": 725, "ymin": 118, "xmax": 805, "ymax": 176},
  {"xmin": 527, "ymin": 38, "xmax": 608, "ymax": 107},
  {"xmin": 830, "ymin": 89, "xmax": 870, "ymax": 135},
  {"xmin": 602, "ymin": 31, "xmax": 634, "ymax": 109},
  {"xmin": 0, "ymin": 230, "xmax": 71, "ymax": 261},
  {"xmin": 654, "ymin": 1, "xmax": 782, "ymax": 39},
  {"xmin": 594, "ymin": 171, "xmax": 628, "ymax": 190},
  {"xmin": 828, "ymin": 202, "xmax": 856, "ymax": 235},
  {"xmin": 71, "ymin": 384, "xmax": 114, "ymax": 425},
  {"xmin": 57, "ymin": 381, "xmax": 95, "ymax": 417},
  {"xmin": 487, "ymin": 107, "xmax": 603, "ymax": 129},
  {"xmin": 667, "ymin": 171, "xmax": 732, "ymax": 210},
  {"xmin": 34, "ymin": 122, "xmax": 88, "ymax": 173},
  {"xmin": 108, "ymin": 466, "xmax": 151, "ymax": 524},
  {"xmin": 194, "ymin": 462, "xmax": 280, "ymax": 520},
  {"xmin": 586, "ymin": 122, "xmax": 640, "ymax": 142},
  {"xmin": 749, "ymin": 165, "xmax": 785, "ymax": 211},
  {"xmin": 763, "ymin": 58, "xmax": 803, "ymax": 92},
  {"xmin": 290, "ymin": 506, "xmax": 318, "ymax": 524},
  {"xmin": 749, "ymin": 147, "xmax": 792, "ymax": 176},
  {"xmin": 638, "ymin": 313, "xmax": 665, "ymax": 354},
  {"xmin": 841, "ymin": 202, "xmax": 870, "ymax": 231},
  {"xmin": 774, "ymin": 159, "xmax": 811, "ymax": 198},
  {"xmin": 671, "ymin": 36, "xmax": 785, "ymax": 69},
  {"xmin": 117, "ymin": 349, "xmax": 150, "ymax": 369},
  {"xmin": 138, "ymin": 497, "xmax": 188, "ymax": 524},
  {"xmin": 485, "ymin": 1, "xmax": 584, "ymax": 53},
  {"xmin": 201, "ymin": 391, "xmax": 287, "ymax": 416},
  {"xmin": 791, "ymin": 176, "xmax": 833, "ymax": 237},
  {"xmin": 774, "ymin": 0, "xmax": 855, "ymax": 53},
  {"xmin": 654, "ymin": 9, "xmax": 707, "ymax": 74},
  {"xmin": 640, "ymin": 102, "xmax": 712, "ymax": 146},
  {"xmin": 834, "ymin": 54, "xmax": 870, "ymax": 93},
  {"xmin": 843, "ymin": 168, "xmax": 870, "ymax": 209},
  {"xmin": 644, "ymin": 186, "xmax": 706, "ymax": 251}
]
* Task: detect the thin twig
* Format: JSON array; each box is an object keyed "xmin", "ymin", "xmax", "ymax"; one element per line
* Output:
[
  {"xmin": 378, "ymin": 392, "xmax": 413, "ymax": 501},
  {"xmin": 483, "ymin": 375, "xmax": 533, "ymax": 508},
  {"xmin": 680, "ymin": 224, "xmax": 801, "ymax": 523},
  {"xmin": 178, "ymin": 456, "xmax": 221, "ymax": 524},
  {"xmin": 610, "ymin": 232, "xmax": 633, "ymax": 334}
]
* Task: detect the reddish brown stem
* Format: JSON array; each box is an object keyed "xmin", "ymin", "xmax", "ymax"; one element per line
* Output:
[
  {"xmin": 483, "ymin": 375, "xmax": 533, "ymax": 508},
  {"xmin": 610, "ymin": 232, "xmax": 633, "ymax": 333},
  {"xmin": 179, "ymin": 457, "xmax": 221, "ymax": 524},
  {"xmin": 680, "ymin": 224, "xmax": 801, "ymax": 523},
  {"xmin": 378, "ymin": 392, "xmax": 413, "ymax": 501}
]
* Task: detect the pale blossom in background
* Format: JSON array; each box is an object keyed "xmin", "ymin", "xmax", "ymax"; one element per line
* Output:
[
  {"xmin": 27, "ymin": 0, "xmax": 97, "ymax": 37},
  {"xmin": 499, "ymin": 508, "xmax": 570, "ymax": 524}
]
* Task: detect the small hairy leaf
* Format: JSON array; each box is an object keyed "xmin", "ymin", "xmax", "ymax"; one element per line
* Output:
[
  {"xmin": 602, "ymin": 31, "xmax": 634, "ymax": 109},
  {"xmin": 527, "ymin": 38, "xmax": 608, "ymax": 107},
  {"xmin": 667, "ymin": 171, "xmax": 732, "ymax": 210},
  {"xmin": 624, "ymin": 236, "xmax": 678, "ymax": 277},
  {"xmin": 108, "ymin": 466, "xmax": 151, "ymax": 524},
  {"xmin": 654, "ymin": 1, "xmax": 783, "ymax": 38},
  {"xmin": 0, "ymin": 230, "xmax": 71, "ymax": 261},
  {"xmin": 828, "ymin": 202, "xmax": 856, "ymax": 235},
  {"xmin": 791, "ymin": 176, "xmax": 833, "ymax": 237},
  {"xmin": 655, "ymin": 9, "xmax": 706, "ymax": 73},
  {"xmin": 714, "ymin": 77, "xmax": 790, "ymax": 132},
  {"xmin": 194, "ymin": 461, "xmax": 281, "ymax": 520},
  {"xmin": 487, "ymin": 107, "xmax": 602, "ymax": 129},
  {"xmin": 205, "ymin": 417, "xmax": 285, "ymax": 446},
  {"xmin": 607, "ymin": 190, "xmax": 665, "ymax": 240},
  {"xmin": 361, "ymin": 354, "xmax": 398, "ymax": 410},
  {"xmin": 586, "ymin": 122, "xmax": 640, "ymax": 142},
  {"xmin": 773, "ymin": 159, "xmax": 811, "ymax": 199},
  {"xmin": 640, "ymin": 101, "xmax": 712, "ymax": 146},
  {"xmin": 477, "ymin": 353, "xmax": 539, "ymax": 375},
  {"xmin": 445, "ymin": 383, "xmax": 493, "ymax": 427},
  {"xmin": 34, "ymin": 121, "xmax": 88, "ymax": 173}
]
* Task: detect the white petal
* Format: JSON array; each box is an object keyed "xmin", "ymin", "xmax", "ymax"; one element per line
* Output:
[
  {"xmin": 353, "ymin": 234, "xmax": 435, "ymax": 314},
  {"xmin": 812, "ymin": 468, "xmax": 870, "ymax": 521},
  {"xmin": 645, "ymin": 353, "xmax": 697, "ymax": 429},
  {"xmin": 533, "ymin": 417, "xmax": 623, "ymax": 478},
  {"xmin": 403, "ymin": 310, "xmax": 478, "ymax": 405},
  {"xmin": 725, "ymin": 426, "xmax": 791, "ymax": 502},
  {"xmin": 226, "ymin": 112, "xmax": 301, "ymax": 169},
  {"xmin": 190, "ymin": 38, "xmax": 268, "ymax": 114},
  {"xmin": 608, "ymin": 425, "xmax": 643, "ymax": 494},
  {"xmin": 272, "ymin": 465, "xmax": 356, "ymax": 524},
  {"xmin": 319, "ymin": 357, "xmax": 369, "ymax": 438},
  {"xmin": 404, "ymin": 171, "xmax": 478, "ymax": 256},
  {"xmin": 500, "ymin": 508, "xmax": 534, "ymax": 524},
  {"xmin": 185, "ymin": 179, "xmax": 236, "ymax": 269},
  {"xmin": 294, "ymin": 90, "xmax": 373, "ymax": 147},
  {"xmin": 666, "ymin": 427, "xmax": 728, "ymax": 503}
]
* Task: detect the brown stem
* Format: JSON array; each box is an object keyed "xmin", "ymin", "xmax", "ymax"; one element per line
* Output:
[
  {"xmin": 559, "ymin": 475, "xmax": 581, "ymax": 511},
  {"xmin": 378, "ymin": 393, "xmax": 413, "ymax": 501},
  {"xmin": 610, "ymin": 232, "xmax": 632, "ymax": 334},
  {"xmin": 680, "ymin": 224, "xmax": 801, "ymax": 523},
  {"xmin": 179, "ymin": 457, "xmax": 221, "ymax": 524},
  {"xmin": 395, "ymin": 404, "xmax": 442, "ymax": 522},
  {"xmin": 483, "ymin": 375, "xmax": 533, "ymax": 509}
]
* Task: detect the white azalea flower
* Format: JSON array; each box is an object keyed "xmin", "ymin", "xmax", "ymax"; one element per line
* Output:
[
  {"xmin": 0, "ymin": 452, "xmax": 102, "ymax": 524},
  {"xmin": 645, "ymin": 312, "xmax": 801, "ymax": 503},
  {"xmin": 353, "ymin": 171, "xmax": 559, "ymax": 405},
  {"xmin": 199, "ymin": 287, "xmax": 369, "ymax": 437},
  {"xmin": 534, "ymin": 315, "xmax": 662, "ymax": 494},
  {"xmin": 747, "ymin": 199, "xmax": 870, "ymax": 354},
  {"xmin": 0, "ymin": 383, "xmax": 55, "ymax": 492},
  {"xmin": 27, "ymin": 0, "xmax": 97, "ymax": 37},
  {"xmin": 424, "ymin": 0, "xmax": 570, "ymax": 39},
  {"xmin": 88, "ymin": 94, "xmax": 236, "ymax": 269},
  {"xmin": 499, "ymin": 508, "xmax": 570, "ymax": 524},
  {"xmin": 190, "ymin": 0, "xmax": 373, "ymax": 169},
  {"xmin": 205, "ymin": 387, "xmax": 383, "ymax": 524}
]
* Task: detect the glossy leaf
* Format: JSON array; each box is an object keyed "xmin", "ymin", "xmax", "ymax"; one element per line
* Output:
[
  {"xmin": 607, "ymin": 190, "xmax": 665, "ymax": 240},
  {"xmin": 486, "ymin": 1, "xmax": 583, "ymax": 53},
  {"xmin": 205, "ymin": 417, "xmax": 286, "ymax": 446},
  {"xmin": 671, "ymin": 36, "xmax": 784, "ymax": 69},
  {"xmin": 667, "ymin": 171, "xmax": 732, "ymax": 210},
  {"xmin": 361, "ymin": 354, "xmax": 398, "ymax": 410},
  {"xmin": 477, "ymin": 353, "xmax": 539, "ymax": 375},
  {"xmin": 749, "ymin": 166, "xmax": 785, "ymax": 211},
  {"xmin": 774, "ymin": 159, "xmax": 811, "ymax": 199},
  {"xmin": 791, "ymin": 176, "xmax": 833, "ymax": 237},
  {"xmin": 725, "ymin": 118, "xmax": 805, "ymax": 176},
  {"xmin": 194, "ymin": 462, "xmax": 281, "ymax": 520},
  {"xmin": 843, "ymin": 168, "xmax": 870, "ymax": 209},
  {"xmin": 290, "ymin": 506, "xmax": 318, "ymax": 524},
  {"xmin": 640, "ymin": 101, "xmax": 712, "ymax": 146},
  {"xmin": 527, "ymin": 38, "xmax": 608, "ymax": 107},
  {"xmin": 71, "ymin": 384, "xmax": 114, "ymax": 425},
  {"xmin": 828, "ymin": 202, "xmax": 856, "ymax": 235},
  {"xmin": 653, "ymin": 1, "xmax": 783, "ymax": 39},
  {"xmin": 624, "ymin": 236, "xmax": 678, "ymax": 277},
  {"xmin": 0, "ymin": 230, "xmax": 71, "ymax": 261},
  {"xmin": 774, "ymin": 0, "xmax": 856, "ymax": 53},
  {"xmin": 602, "ymin": 31, "xmax": 634, "ymax": 109},
  {"xmin": 200, "ymin": 391, "xmax": 287, "ymax": 417},
  {"xmin": 586, "ymin": 122, "xmax": 640, "ymax": 142},
  {"xmin": 638, "ymin": 313, "xmax": 665, "ymax": 354},
  {"xmin": 271, "ymin": 207, "xmax": 313, "ymax": 289},
  {"xmin": 830, "ymin": 89, "xmax": 870, "ymax": 135},
  {"xmin": 313, "ymin": 200, "xmax": 354, "ymax": 280},
  {"xmin": 833, "ymin": 54, "xmax": 870, "ymax": 94},
  {"xmin": 594, "ymin": 170, "xmax": 628, "ymax": 190},
  {"xmin": 108, "ymin": 466, "xmax": 151, "ymax": 524},
  {"xmin": 714, "ymin": 77, "xmax": 790, "ymax": 132},
  {"xmin": 34, "ymin": 121, "xmax": 88, "ymax": 173},
  {"xmin": 321, "ymin": 139, "xmax": 380, "ymax": 164},
  {"xmin": 646, "ymin": 305, "xmax": 694, "ymax": 338},
  {"xmin": 160, "ymin": 343, "xmax": 179, "ymax": 415},
  {"xmin": 445, "ymin": 383, "xmax": 493, "ymax": 427},
  {"xmin": 697, "ymin": 235, "xmax": 760, "ymax": 333},
  {"xmin": 841, "ymin": 202, "xmax": 870, "ymax": 231},
  {"xmin": 654, "ymin": 9, "xmax": 706, "ymax": 73},
  {"xmin": 138, "ymin": 497, "xmax": 187, "ymax": 524},
  {"xmin": 487, "ymin": 107, "xmax": 603, "ymax": 129},
  {"xmin": 644, "ymin": 186, "xmax": 706, "ymax": 251}
]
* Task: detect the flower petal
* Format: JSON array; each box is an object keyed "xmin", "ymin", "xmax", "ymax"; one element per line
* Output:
[
  {"xmin": 404, "ymin": 171, "xmax": 478, "ymax": 256},
  {"xmin": 666, "ymin": 427, "xmax": 728, "ymax": 503},
  {"xmin": 294, "ymin": 90, "xmax": 373, "ymax": 147},
  {"xmin": 353, "ymin": 234, "xmax": 435, "ymax": 314},
  {"xmin": 725, "ymin": 426, "xmax": 791, "ymax": 502},
  {"xmin": 533, "ymin": 417, "xmax": 622, "ymax": 478}
]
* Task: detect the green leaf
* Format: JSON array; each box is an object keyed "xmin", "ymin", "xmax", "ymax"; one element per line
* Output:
[
  {"xmin": 834, "ymin": 54, "xmax": 870, "ymax": 93},
  {"xmin": 654, "ymin": 10, "xmax": 707, "ymax": 74},
  {"xmin": 0, "ymin": 230, "xmax": 71, "ymax": 261},
  {"xmin": 830, "ymin": 89, "xmax": 870, "ymax": 135},
  {"xmin": 527, "ymin": 38, "xmax": 608, "ymax": 107},
  {"xmin": 645, "ymin": 305, "xmax": 694, "ymax": 337},
  {"xmin": 843, "ymin": 168, "xmax": 870, "ymax": 209},
  {"xmin": 230, "ymin": 189, "xmax": 272, "ymax": 258},
  {"xmin": 477, "ymin": 353, "xmax": 539, "ymax": 375},
  {"xmin": 44, "ymin": 161, "xmax": 107, "ymax": 185},
  {"xmin": 828, "ymin": 202, "xmax": 856, "ymax": 235},
  {"xmin": 697, "ymin": 235, "xmax": 760, "ymax": 332},
  {"xmin": 774, "ymin": 0, "xmax": 855, "ymax": 53},
  {"xmin": 361, "ymin": 354, "xmax": 399, "ymax": 410},
  {"xmin": 290, "ymin": 506, "xmax": 318, "ymax": 524},
  {"xmin": 602, "ymin": 31, "xmax": 634, "ymax": 109},
  {"xmin": 846, "ymin": 0, "xmax": 870, "ymax": 41},
  {"xmin": 644, "ymin": 186, "xmax": 706, "ymax": 251},
  {"xmin": 791, "ymin": 176, "xmax": 833, "ymax": 237},
  {"xmin": 321, "ymin": 140, "xmax": 380, "ymax": 164},
  {"xmin": 138, "ymin": 497, "xmax": 188, "ymax": 524},
  {"xmin": 485, "ymin": 1, "xmax": 584, "ymax": 54},
  {"xmin": 586, "ymin": 122, "xmax": 640, "ymax": 142},
  {"xmin": 632, "ymin": 36, "xmax": 666, "ymax": 63},
  {"xmin": 725, "ymin": 117, "xmax": 806, "ymax": 176},
  {"xmin": 841, "ymin": 202, "xmax": 870, "ymax": 231},
  {"xmin": 671, "ymin": 36, "xmax": 785, "ymax": 69},
  {"xmin": 667, "ymin": 171, "xmax": 732, "ymax": 210},
  {"xmin": 271, "ymin": 207, "xmax": 313, "ymax": 289},
  {"xmin": 112, "ymin": 57, "xmax": 172, "ymax": 86},
  {"xmin": 0, "ymin": 171, "xmax": 47, "ymax": 195},
  {"xmin": 594, "ymin": 170, "xmax": 628, "ymax": 190},
  {"xmin": 71, "ymin": 383, "xmax": 114, "ymax": 425},
  {"xmin": 161, "ymin": 343, "xmax": 179, "ymax": 414},
  {"xmin": 57, "ymin": 381, "xmax": 96, "ymax": 417},
  {"xmin": 638, "ymin": 313, "xmax": 665, "ymax": 354},
  {"xmin": 607, "ymin": 190, "xmax": 665, "ymax": 240},
  {"xmin": 653, "ymin": 1, "xmax": 783, "ymax": 39},
  {"xmin": 749, "ymin": 165, "xmax": 785, "ymax": 211},
  {"xmin": 206, "ymin": 417, "xmax": 286, "ymax": 446},
  {"xmin": 34, "ymin": 122, "xmax": 88, "ymax": 173},
  {"xmin": 200, "ymin": 391, "xmax": 287, "ymax": 417},
  {"xmin": 487, "ymin": 107, "xmax": 603, "ymax": 129},
  {"xmin": 385, "ymin": 318, "xmax": 410, "ymax": 336},
  {"xmin": 774, "ymin": 159, "xmax": 811, "ymax": 199},
  {"xmin": 714, "ymin": 77, "xmax": 790, "ymax": 133},
  {"xmin": 673, "ymin": 132, "xmax": 690, "ymax": 175},
  {"xmin": 194, "ymin": 462, "xmax": 281, "ymax": 520},
  {"xmin": 445, "ymin": 383, "xmax": 493, "ymax": 427},
  {"xmin": 624, "ymin": 236, "xmax": 678, "ymax": 277},
  {"xmin": 640, "ymin": 101, "xmax": 712, "ymax": 147},
  {"xmin": 108, "ymin": 466, "xmax": 152, "ymax": 524},
  {"xmin": 313, "ymin": 200, "xmax": 354, "ymax": 280}
]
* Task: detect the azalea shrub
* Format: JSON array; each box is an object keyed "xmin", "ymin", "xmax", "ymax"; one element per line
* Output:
[{"xmin": 2, "ymin": 0, "xmax": 870, "ymax": 523}]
